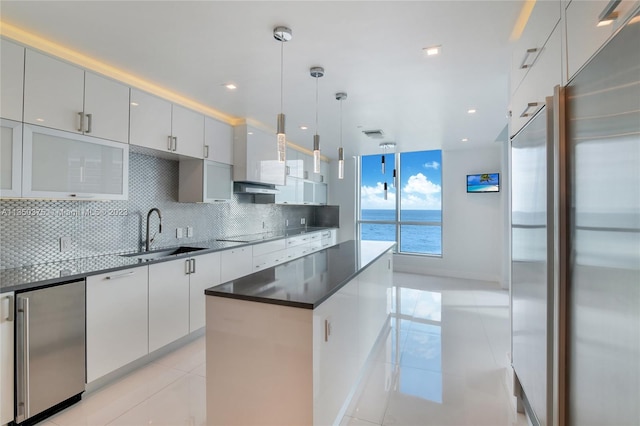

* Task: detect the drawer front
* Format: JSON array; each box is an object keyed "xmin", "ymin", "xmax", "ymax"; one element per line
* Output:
[{"xmin": 253, "ymin": 239, "xmax": 287, "ymax": 257}]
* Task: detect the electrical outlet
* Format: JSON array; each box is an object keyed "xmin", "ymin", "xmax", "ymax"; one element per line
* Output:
[
  {"xmin": 285, "ymin": 219, "xmax": 289, "ymax": 227},
  {"xmin": 301, "ymin": 218, "xmax": 306, "ymax": 225},
  {"xmin": 59, "ymin": 236, "xmax": 72, "ymax": 252},
  {"xmin": 176, "ymin": 228, "xmax": 184, "ymax": 238},
  {"xmin": 187, "ymin": 226, "xmax": 193, "ymax": 238}
]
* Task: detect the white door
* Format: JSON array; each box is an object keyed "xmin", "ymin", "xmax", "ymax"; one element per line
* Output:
[
  {"xmin": 172, "ymin": 104, "xmax": 204, "ymax": 159},
  {"xmin": 83, "ymin": 72, "xmax": 130, "ymax": 143},
  {"xmin": 1, "ymin": 39, "xmax": 25, "ymax": 121},
  {"xmin": 86, "ymin": 268, "xmax": 149, "ymax": 383},
  {"xmin": 204, "ymin": 116, "xmax": 233, "ymax": 164},
  {"xmin": 205, "ymin": 161, "xmax": 232, "ymax": 202},
  {"xmin": 23, "ymin": 50, "xmax": 85, "ymax": 133},
  {"xmin": 149, "ymin": 258, "xmax": 190, "ymax": 352},
  {"xmin": 189, "ymin": 253, "xmax": 221, "ymax": 332},
  {"xmin": 129, "ymin": 89, "xmax": 172, "ymax": 152}
]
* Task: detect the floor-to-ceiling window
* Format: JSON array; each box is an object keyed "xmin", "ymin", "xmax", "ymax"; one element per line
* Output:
[{"xmin": 358, "ymin": 150, "xmax": 442, "ymax": 256}]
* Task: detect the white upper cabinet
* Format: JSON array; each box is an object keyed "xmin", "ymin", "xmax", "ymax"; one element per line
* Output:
[
  {"xmin": 22, "ymin": 124, "xmax": 129, "ymax": 200},
  {"xmin": 509, "ymin": 0, "xmax": 561, "ymax": 97},
  {"xmin": 1, "ymin": 39, "xmax": 25, "ymax": 122},
  {"xmin": 204, "ymin": 116, "xmax": 233, "ymax": 165},
  {"xmin": 130, "ymin": 89, "xmax": 204, "ymax": 159},
  {"xmin": 565, "ymin": 0, "xmax": 640, "ymax": 81},
  {"xmin": 83, "ymin": 71, "xmax": 130, "ymax": 143},
  {"xmin": 130, "ymin": 89, "xmax": 172, "ymax": 151},
  {"xmin": 171, "ymin": 104, "xmax": 205, "ymax": 158},
  {"xmin": 233, "ymin": 124, "xmax": 285, "ymax": 185},
  {"xmin": 23, "ymin": 50, "xmax": 130, "ymax": 143},
  {"xmin": 179, "ymin": 159, "xmax": 232, "ymax": 203},
  {"xmin": 24, "ymin": 49, "xmax": 84, "ymax": 134},
  {"xmin": 0, "ymin": 119, "xmax": 22, "ymax": 198}
]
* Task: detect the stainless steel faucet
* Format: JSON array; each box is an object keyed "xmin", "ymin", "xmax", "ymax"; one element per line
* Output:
[{"xmin": 146, "ymin": 208, "xmax": 163, "ymax": 251}]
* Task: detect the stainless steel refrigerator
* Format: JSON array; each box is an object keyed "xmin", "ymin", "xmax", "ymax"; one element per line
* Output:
[{"xmin": 511, "ymin": 9, "xmax": 639, "ymax": 426}]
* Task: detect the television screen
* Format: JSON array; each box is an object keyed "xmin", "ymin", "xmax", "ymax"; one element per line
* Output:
[{"xmin": 467, "ymin": 173, "xmax": 500, "ymax": 193}]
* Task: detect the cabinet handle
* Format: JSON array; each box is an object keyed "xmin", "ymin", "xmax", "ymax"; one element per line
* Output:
[
  {"xmin": 191, "ymin": 258, "xmax": 196, "ymax": 274},
  {"xmin": 185, "ymin": 259, "xmax": 191, "ymax": 275},
  {"xmin": 519, "ymin": 47, "xmax": 539, "ymax": 69},
  {"xmin": 105, "ymin": 271, "xmax": 135, "ymax": 280},
  {"xmin": 173, "ymin": 136, "xmax": 178, "ymax": 152},
  {"xmin": 167, "ymin": 136, "xmax": 173, "ymax": 151},
  {"xmin": 68, "ymin": 194, "xmax": 95, "ymax": 198},
  {"xmin": 285, "ymin": 166, "xmax": 290, "ymax": 176},
  {"xmin": 77, "ymin": 112, "xmax": 84, "ymax": 132},
  {"xmin": 85, "ymin": 113, "xmax": 92, "ymax": 133},
  {"xmin": 520, "ymin": 102, "xmax": 541, "ymax": 118},
  {"xmin": 3, "ymin": 295, "xmax": 13, "ymax": 321},
  {"xmin": 324, "ymin": 319, "xmax": 331, "ymax": 342},
  {"xmin": 599, "ymin": 0, "xmax": 622, "ymax": 22},
  {"xmin": 204, "ymin": 145, "xmax": 210, "ymax": 158}
]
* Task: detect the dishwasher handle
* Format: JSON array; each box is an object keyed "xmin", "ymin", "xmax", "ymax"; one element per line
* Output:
[{"xmin": 16, "ymin": 296, "xmax": 30, "ymax": 423}]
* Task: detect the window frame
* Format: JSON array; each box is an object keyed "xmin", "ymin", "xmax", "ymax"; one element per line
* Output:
[{"xmin": 357, "ymin": 150, "xmax": 443, "ymax": 257}]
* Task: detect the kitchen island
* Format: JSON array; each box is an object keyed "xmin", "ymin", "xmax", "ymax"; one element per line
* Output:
[{"xmin": 205, "ymin": 240, "xmax": 395, "ymax": 426}]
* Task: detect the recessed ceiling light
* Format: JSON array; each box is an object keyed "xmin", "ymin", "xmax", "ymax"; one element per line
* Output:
[
  {"xmin": 300, "ymin": 125, "xmax": 308, "ymax": 130},
  {"xmin": 36, "ymin": 118, "xmax": 44, "ymax": 122},
  {"xmin": 423, "ymin": 45, "xmax": 441, "ymax": 56},
  {"xmin": 467, "ymin": 109, "xmax": 477, "ymax": 114},
  {"xmin": 248, "ymin": 131, "xmax": 253, "ymax": 135},
  {"xmin": 224, "ymin": 83, "xmax": 237, "ymax": 90},
  {"xmin": 130, "ymin": 102, "xmax": 139, "ymax": 106},
  {"xmin": 462, "ymin": 138, "xmax": 469, "ymax": 142}
]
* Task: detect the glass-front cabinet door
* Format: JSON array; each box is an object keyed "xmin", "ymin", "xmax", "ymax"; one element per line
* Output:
[
  {"xmin": 0, "ymin": 119, "xmax": 23, "ymax": 198},
  {"xmin": 22, "ymin": 124, "xmax": 129, "ymax": 200}
]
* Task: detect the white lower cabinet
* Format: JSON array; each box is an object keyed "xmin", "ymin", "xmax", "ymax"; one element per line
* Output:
[
  {"xmin": 189, "ymin": 252, "xmax": 221, "ymax": 332},
  {"xmin": 1, "ymin": 292, "xmax": 14, "ymax": 425},
  {"xmin": 220, "ymin": 246, "xmax": 253, "ymax": 283},
  {"xmin": 313, "ymin": 280, "xmax": 359, "ymax": 426},
  {"xmin": 149, "ymin": 259, "xmax": 191, "ymax": 352},
  {"xmin": 86, "ymin": 268, "xmax": 148, "ymax": 383}
]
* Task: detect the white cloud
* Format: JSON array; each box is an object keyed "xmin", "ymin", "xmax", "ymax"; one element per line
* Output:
[
  {"xmin": 401, "ymin": 173, "xmax": 441, "ymax": 210},
  {"xmin": 423, "ymin": 161, "xmax": 440, "ymax": 170},
  {"xmin": 360, "ymin": 182, "xmax": 396, "ymax": 210}
]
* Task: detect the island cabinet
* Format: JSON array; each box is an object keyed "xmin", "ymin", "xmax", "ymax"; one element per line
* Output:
[
  {"xmin": 205, "ymin": 240, "xmax": 394, "ymax": 426},
  {"xmin": 86, "ymin": 267, "xmax": 149, "ymax": 383}
]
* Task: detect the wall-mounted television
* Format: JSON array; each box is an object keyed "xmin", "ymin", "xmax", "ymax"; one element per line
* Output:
[{"xmin": 467, "ymin": 173, "xmax": 500, "ymax": 193}]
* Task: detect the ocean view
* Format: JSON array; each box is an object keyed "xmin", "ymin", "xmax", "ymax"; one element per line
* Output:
[{"xmin": 360, "ymin": 209, "xmax": 442, "ymax": 255}]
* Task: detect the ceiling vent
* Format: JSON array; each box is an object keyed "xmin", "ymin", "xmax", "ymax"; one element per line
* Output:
[{"xmin": 362, "ymin": 129, "xmax": 385, "ymax": 139}]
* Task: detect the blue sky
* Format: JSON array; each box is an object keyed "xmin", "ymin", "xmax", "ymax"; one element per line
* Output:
[{"xmin": 361, "ymin": 150, "xmax": 442, "ymax": 210}]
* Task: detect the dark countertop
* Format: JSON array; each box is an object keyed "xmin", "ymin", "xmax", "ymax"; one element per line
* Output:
[
  {"xmin": 205, "ymin": 240, "xmax": 396, "ymax": 310},
  {"xmin": 0, "ymin": 227, "xmax": 334, "ymax": 293}
]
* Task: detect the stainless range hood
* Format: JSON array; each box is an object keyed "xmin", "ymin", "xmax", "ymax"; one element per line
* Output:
[{"xmin": 233, "ymin": 181, "xmax": 279, "ymax": 195}]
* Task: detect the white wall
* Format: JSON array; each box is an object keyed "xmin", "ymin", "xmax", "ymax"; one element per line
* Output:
[{"xmin": 331, "ymin": 145, "xmax": 509, "ymax": 286}]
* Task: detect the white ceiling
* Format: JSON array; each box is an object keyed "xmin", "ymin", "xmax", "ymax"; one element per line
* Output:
[{"xmin": 0, "ymin": 1, "xmax": 524, "ymax": 159}]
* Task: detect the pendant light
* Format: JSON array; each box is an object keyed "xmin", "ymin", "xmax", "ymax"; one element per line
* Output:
[
  {"xmin": 274, "ymin": 26, "xmax": 292, "ymax": 163},
  {"xmin": 379, "ymin": 142, "xmax": 396, "ymax": 200},
  {"xmin": 383, "ymin": 182, "xmax": 388, "ymax": 200},
  {"xmin": 336, "ymin": 92, "xmax": 347, "ymax": 180},
  {"xmin": 310, "ymin": 66, "xmax": 324, "ymax": 173}
]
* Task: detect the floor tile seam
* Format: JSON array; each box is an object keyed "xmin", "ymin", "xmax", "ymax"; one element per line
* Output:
[
  {"xmin": 149, "ymin": 359, "xmax": 198, "ymax": 374},
  {"xmin": 474, "ymin": 305, "xmax": 507, "ymax": 369},
  {"xmin": 378, "ymin": 356, "xmax": 403, "ymax": 426}
]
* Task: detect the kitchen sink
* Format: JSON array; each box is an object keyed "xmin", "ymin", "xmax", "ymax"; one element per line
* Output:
[{"xmin": 121, "ymin": 246, "xmax": 206, "ymax": 261}]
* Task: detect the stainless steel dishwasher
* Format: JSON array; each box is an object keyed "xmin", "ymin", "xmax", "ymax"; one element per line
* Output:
[{"xmin": 15, "ymin": 279, "xmax": 85, "ymax": 424}]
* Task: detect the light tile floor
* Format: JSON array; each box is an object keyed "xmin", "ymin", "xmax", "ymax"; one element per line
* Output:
[{"xmin": 42, "ymin": 272, "xmax": 525, "ymax": 426}]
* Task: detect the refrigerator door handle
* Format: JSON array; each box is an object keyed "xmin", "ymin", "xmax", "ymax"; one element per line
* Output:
[{"xmin": 16, "ymin": 296, "xmax": 30, "ymax": 423}]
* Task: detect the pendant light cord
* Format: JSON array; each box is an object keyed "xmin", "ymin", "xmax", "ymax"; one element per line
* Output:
[
  {"xmin": 340, "ymin": 98, "xmax": 343, "ymax": 148},
  {"xmin": 280, "ymin": 41, "xmax": 284, "ymax": 113},
  {"xmin": 315, "ymin": 76, "xmax": 319, "ymax": 135}
]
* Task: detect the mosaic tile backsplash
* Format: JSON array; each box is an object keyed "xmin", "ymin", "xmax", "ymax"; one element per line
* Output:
[{"xmin": 0, "ymin": 152, "xmax": 329, "ymax": 269}]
